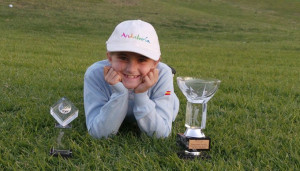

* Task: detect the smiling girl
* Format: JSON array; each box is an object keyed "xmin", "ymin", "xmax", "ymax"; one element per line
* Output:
[{"xmin": 84, "ymin": 20, "xmax": 179, "ymax": 138}]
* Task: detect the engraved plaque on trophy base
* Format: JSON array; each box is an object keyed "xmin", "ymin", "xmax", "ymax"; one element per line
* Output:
[{"xmin": 177, "ymin": 133, "xmax": 210, "ymax": 150}]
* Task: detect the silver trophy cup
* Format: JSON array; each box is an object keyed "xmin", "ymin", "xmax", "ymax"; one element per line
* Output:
[
  {"xmin": 49, "ymin": 97, "xmax": 78, "ymax": 158},
  {"xmin": 177, "ymin": 77, "xmax": 221, "ymax": 158}
]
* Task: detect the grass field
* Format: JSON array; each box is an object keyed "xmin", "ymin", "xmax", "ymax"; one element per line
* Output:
[{"xmin": 0, "ymin": 0, "xmax": 299, "ymax": 170}]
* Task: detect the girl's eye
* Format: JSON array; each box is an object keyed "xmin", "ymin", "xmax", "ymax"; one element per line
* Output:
[
  {"xmin": 118, "ymin": 56, "xmax": 128, "ymax": 61},
  {"xmin": 138, "ymin": 57, "xmax": 148, "ymax": 63}
]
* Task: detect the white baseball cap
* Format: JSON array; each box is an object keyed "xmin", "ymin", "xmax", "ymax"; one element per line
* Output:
[{"xmin": 106, "ymin": 20, "xmax": 161, "ymax": 61}]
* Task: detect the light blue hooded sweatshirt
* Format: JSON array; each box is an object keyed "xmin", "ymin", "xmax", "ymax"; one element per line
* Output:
[{"xmin": 84, "ymin": 60, "xmax": 179, "ymax": 138}]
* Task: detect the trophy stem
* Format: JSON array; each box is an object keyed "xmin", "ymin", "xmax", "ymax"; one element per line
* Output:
[
  {"xmin": 201, "ymin": 102, "xmax": 207, "ymax": 129},
  {"xmin": 184, "ymin": 102, "xmax": 208, "ymax": 138},
  {"xmin": 56, "ymin": 129, "xmax": 66, "ymax": 149},
  {"xmin": 50, "ymin": 123, "xmax": 72, "ymax": 158}
]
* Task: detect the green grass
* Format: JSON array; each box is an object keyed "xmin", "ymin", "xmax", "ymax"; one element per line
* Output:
[{"xmin": 0, "ymin": 0, "xmax": 299, "ymax": 170}]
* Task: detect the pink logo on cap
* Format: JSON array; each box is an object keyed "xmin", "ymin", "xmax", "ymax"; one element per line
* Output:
[{"xmin": 121, "ymin": 32, "xmax": 150, "ymax": 43}]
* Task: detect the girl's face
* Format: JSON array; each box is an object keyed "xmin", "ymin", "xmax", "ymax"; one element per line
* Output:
[{"xmin": 107, "ymin": 52, "xmax": 159, "ymax": 89}]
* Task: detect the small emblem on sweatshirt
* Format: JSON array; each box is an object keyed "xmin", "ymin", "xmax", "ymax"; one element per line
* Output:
[{"xmin": 165, "ymin": 91, "xmax": 171, "ymax": 95}]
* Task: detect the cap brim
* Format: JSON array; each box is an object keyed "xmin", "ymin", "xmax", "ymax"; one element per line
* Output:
[{"xmin": 107, "ymin": 43, "xmax": 160, "ymax": 61}]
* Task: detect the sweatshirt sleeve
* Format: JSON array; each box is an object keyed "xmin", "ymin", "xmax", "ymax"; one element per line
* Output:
[
  {"xmin": 84, "ymin": 62, "xmax": 128, "ymax": 138},
  {"xmin": 133, "ymin": 64, "xmax": 179, "ymax": 138}
]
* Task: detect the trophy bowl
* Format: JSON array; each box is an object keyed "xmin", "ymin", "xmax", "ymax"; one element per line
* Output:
[
  {"xmin": 177, "ymin": 77, "xmax": 221, "ymax": 104},
  {"xmin": 50, "ymin": 97, "xmax": 78, "ymax": 127}
]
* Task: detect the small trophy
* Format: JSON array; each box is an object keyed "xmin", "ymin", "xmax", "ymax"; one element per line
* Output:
[
  {"xmin": 49, "ymin": 97, "xmax": 78, "ymax": 158},
  {"xmin": 176, "ymin": 77, "xmax": 221, "ymax": 159}
]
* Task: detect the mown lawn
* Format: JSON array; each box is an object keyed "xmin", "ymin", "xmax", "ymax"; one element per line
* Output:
[{"xmin": 0, "ymin": 0, "xmax": 299, "ymax": 170}]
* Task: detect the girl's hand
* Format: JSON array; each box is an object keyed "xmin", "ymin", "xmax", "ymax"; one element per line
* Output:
[
  {"xmin": 134, "ymin": 68, "xmax": 159, "ymax": 93},
  {"xmin": 104, "ymin": 66, "xmax": 122, "ymax": 85}
]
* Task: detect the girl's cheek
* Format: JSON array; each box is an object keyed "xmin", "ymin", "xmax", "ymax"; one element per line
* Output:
[
  {"xmin": 142, "ymin": 68, "xmax": 152, "ymax": 76},
  {"xmin": 111, "ymin": 64, "xmax": 120, "ymax": 72}
]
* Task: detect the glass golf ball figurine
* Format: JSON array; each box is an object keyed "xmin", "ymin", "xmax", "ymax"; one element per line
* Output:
[
  {"xmin": 177, "ymin": 77, "xmax": 221, "ymax": 159},
  {"xmin": 49, "ymin": 97, "xmax": 78, "ymax": 158}
]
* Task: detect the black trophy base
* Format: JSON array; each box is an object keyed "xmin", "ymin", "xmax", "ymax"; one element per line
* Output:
[
  {"xmin": 177, "ymin": 133, "xmax": 211, "ymax": 159},
  {"xmin": 50, "ymin": 147, "xmax": 72, "ymax": 158}
]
